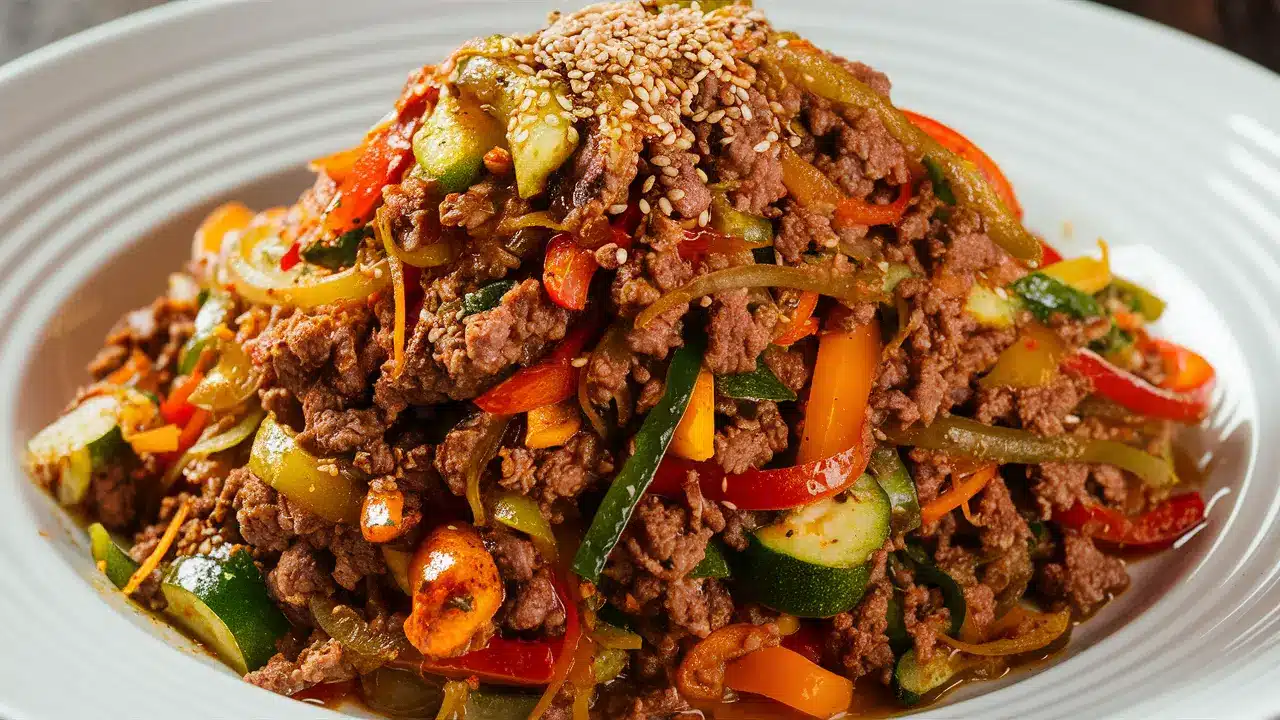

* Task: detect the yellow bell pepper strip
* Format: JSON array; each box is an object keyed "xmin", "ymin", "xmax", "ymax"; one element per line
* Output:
[
  {"xmin": 980, "ymin": 323, "xmax": 1068, "ymax": 389},
  {"xmin": 247, "ymin": 414, "xmax": 365, "ymax": 524},
  {"xmin": 797, "ymin": 317, "xmax": 880, "ymax": 465},
  {"xmin": 568, "ymin": 635, "xmax": 596, "ymax": 720},
  {"xmin": 885, "ymin": 415, "xmax": 1172, "ymax": 487},
  {"xmin": 676, "ymin": 623, "xmax": 781, "ymax": 702},
  {"xmin": 525, "ymin": 400, "xmax": 582, "ymax": 450},
  {"xmin": 492, "ymin": 492, "xmax": 559, "ymax": 562},
  {"xmin": 464, "ymin": 413, "xmax": 513, "ymax": 526},
  {"xmin": 635, "ymin": 264, "xmax": 886, "ymax": 330},
  {"xmin": 763, "ymin": 42, "xmax": 1041, "ymax": 264},
  {"xmin": 1108, "ymin": 276, "xmax": 1166, "ymax": 321},
  {"xmin": 939, "ymin": 607, "xmax": 1071, "ymax": 656},
  {"xmin": 723, "ymin": 645, "xmax": 855, "ymax": 719},
  {"xmin": 670, "ymin": 366, "xmax": 715, "ymax": 461},
  {"xmin": 193, "ymin": 202, "xmax": 255, "ymax": 259},
  {"xmin": 1041, "ymin": 240, "xmax": 1111, "ymax": 294},
  {"xmin": 572, "ymin": 342, "xmax": 704, "ymax": 583},
  {"xmin": 404, "ymin": 523, "xmax": 505, "ymax": 659},
  {"xmin": 920, "ymin": 465, "xmax": 998, "ymax": 526},
  {"xmin": 126, "ymin": 424, "xmax": 181, "ymax": 455},
  {"xmin": 361, "ymin": 485, "xmax": 407, "ymax": 544},
  {"xmin": 435, "ymin": 680, "xmax": 472, "ymax": 720}
]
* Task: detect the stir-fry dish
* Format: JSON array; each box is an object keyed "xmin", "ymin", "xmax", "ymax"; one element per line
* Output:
[{"xmin": 25, "ymin": 2, "xmax": 1217, "ymax": 718}]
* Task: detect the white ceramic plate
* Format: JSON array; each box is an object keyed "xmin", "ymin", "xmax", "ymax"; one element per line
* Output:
[{"xmin": 1, "ymin": 1, "xmax": 1278, "ymax": 718}]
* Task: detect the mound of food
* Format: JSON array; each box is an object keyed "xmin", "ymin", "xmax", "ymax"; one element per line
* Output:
[{"xmin": 27, "ymin": 1, "xmax": 1215, "ymax": 717}]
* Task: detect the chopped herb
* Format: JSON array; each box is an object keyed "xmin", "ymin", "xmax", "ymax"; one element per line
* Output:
[
  {"xmin": 445, "ymin": 593, "xmax": 474, "ymax": 613},
  {"xmin": 462, "ymin": 279, "xmax": 517, "ymax": 317},
  {"xmin": 716, "ymin": 356, "xmax": 796, "ymax": 402},
  {"xmin": 301, "ymin": 226, "xmax": 370, "ymax": 270},
  {"xmin": 1010, "ymin": 272, "xmax": 1102, "ymax": 323}
]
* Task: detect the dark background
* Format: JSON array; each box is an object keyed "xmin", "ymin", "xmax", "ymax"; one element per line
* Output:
[{"xmin": 1, "ymin": 0, "xmax": 1278, "ymax": 69}]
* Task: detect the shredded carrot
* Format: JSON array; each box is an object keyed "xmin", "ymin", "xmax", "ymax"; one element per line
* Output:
[
  {"xmin": 921, "ymin": 465, "xmax": 997, "ymax": 526},
  {"xmin": 106, "ymin": 349, "xmax": 153, "ymax": 386},
  {"xmin": 122, "ymin": 499, "xmax": 192, "ymax": 595},
  {"xmin": 126, "ymin": 424, "xmax": 181, "ymax": 454},
  {"xmin": 377, "ymin": 208, "xmax": 406, "ymax": 377}
]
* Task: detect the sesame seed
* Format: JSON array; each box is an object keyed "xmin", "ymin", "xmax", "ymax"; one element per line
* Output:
[
  {"xmin": 616, "ymin": 248, "xmax": 629, "ymax": 264},
  {"xmin": 539, "ymin": 91, "xmax": 552, "ymax": 106},
  {"xmin": 662, "ymin": 131, "xmax": 677, "ymax": 145},
  {"xmin": 609, "ymin": 203, "xmax": 628, "ymax": 215},
  {"xmin": 669, "ymin": 188, "xmax": 687, "ymax": 201},
  {"xmin": 571, "ymin": 357, "xmax": 589, "ymax": 368},
  {"xmin": 753, "ymin": 140, "xmax": 771, "ymax": 152},
  {"xmin": 696, "ymin": 168, "xmax": 708, "ymax": 182},
  {"xmin": 642, "ymin": 175, "xmax": 656, "ymax": 193},
  {"xmin": 740, "ymin": 104, "xmax": 753, "ymax": 121},
  {"xmin": 698, "ymin": 209, "xmax": 711, "ymax": 227},
  {"xmin": 651, "ymin": 155, "xmax": 671, "ymax": 167},
  {"xmin": 658, "ymin": 197, "xmax": 674, "ymax": 215},
  {"xmin": 789, "ymin": 135, "xmax": 802, "ymax": 147},
  {"xmin": 662, "ymin": 166, "xmax": 680, "ymax": 177},
  {"xmin": 545, "ymin": 113, "xmax": 560, "ymax": 125},
  {"xmin": 766, "ymin": 131, "xmax": 778, "ymax": 142},
  {"xmin": 638, "ymin": 198, "xmax": 652, "ymax": 214},
  {"xmin": 691, "ymin": 110, "xmax": 708, "ymax": 122},
  {"xmin": 720, "ymin": 135, "xmax": 735, "ymax": 145},
  {"xmin": 707, "ymin": 109, "xmax": 725, "ymax": 123},
  {"xmin": 519, "ymin": 96, "xmax": 534, "ymax": 112},
  {"xmin": 649, "ymin": 114, "xmax": 664, "ymax": 125},
  {"xmin": 700, "ymin": 296, "xmax": 713, "ymax": 307}
]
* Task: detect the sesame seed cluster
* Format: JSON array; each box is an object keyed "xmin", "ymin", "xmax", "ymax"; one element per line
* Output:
[{"xmin": 474, "ymin": 1, "xmax": 784, "ymax": 222}]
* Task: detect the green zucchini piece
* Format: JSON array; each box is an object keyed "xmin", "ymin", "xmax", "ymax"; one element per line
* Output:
[
  {"xmin": 868, "ymin": 447, "xmax": 921, "ymax": 533},
  {"xmin": 462, "ymin": 280, "xmax": 517, "ymax": 318},
  {"xmin": 716, "ymin": 357, "xmax": 796, "ymax": 402},
  {"xmin": 88, "ymin": 522, "xmax": 139, "ymax": 589},
  {"xmin": 301, "ymin": 226, "xmax": 369, "ymax": 270},
  {"xmin": 737, "ymin": 535, "xmax": 871, "ymax": 618},
  {"xmin": 900, "ymin": 547, "xmax": 966, "ymax": 637},
  {"xmin": 885, "ymin": 591, "xmax": 910, "ymax": 655},
  {"xmin": 754, "ymin": 474, "xmax": 891, "ymax": 568},
  {"xmin": 710, "ymin": 192, "xmax": 772, "ymax": 246},
  {"xmin": 689, "ymin": 541, "xmax": 731, "ymax": 579},
  {"xmin": 894, "ymin": 648, "xmax": 968, "ymax": 706},
  {"xmin": 455, "ymin": 55, "xmax": 579, "ymax": 198},
  {"xmin": 965, "ymin": 284, "xmax": 1018, "ymax": 329},
  {"xmin": 180, "ymin": 291, "xmax": 235, "ymax": 374},
  {"xmin": 161, "ymin": 548, "xmax": 290, "ymax": 674},
  {"xmin": 467, "ymin": 689, "xmax": 540, "ymax": 719},
  {"xmin": 26, "ymin": 394, "xmax": 128, "ymax": 506},
  {"xmin": 1010, "ymin": 272, "xmax": 1102, "ymax": 323},
  {"xmin": 413, "ymin": 89, "xmax": 505, "ymax": 194}
]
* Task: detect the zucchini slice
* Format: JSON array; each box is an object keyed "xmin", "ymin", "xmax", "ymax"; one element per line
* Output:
[
  {"xmin": 161, "ymin": 548, "xmax": 290, "ymax": 674},
  {"xmin": 26, "ymin": 394, "xmax": 127, "ymax": 506},
  {"xmin": 413, "ymin": 89, "xmax": 505, "ymax": 193},
  {"xmin": 754, "ymin": 474, "xmax": 891, "ymax": 568},
  {"xmin": 88, "ymin": 522, "xmax": 140, "ymax": 589},
  {"xmin": 894, "ymin": 648, "xmax": 968, "ymax": 706},
  {"xmin": 738, "ymin": 535, "xmax": 871, "ymax": 618},
  {"xmin": 868, "ymin": 447, "xmax": 921, "ymax": 533}
]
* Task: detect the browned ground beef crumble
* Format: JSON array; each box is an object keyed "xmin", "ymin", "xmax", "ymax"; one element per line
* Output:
[{"xmin": 39, "ymin": 2, "xmax": 1195, "ymax": 717}]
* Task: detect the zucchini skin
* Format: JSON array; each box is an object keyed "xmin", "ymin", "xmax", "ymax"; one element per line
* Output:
[{"xmin": 736, "ymin": 535, "xmax": 871, "ymax": 618}]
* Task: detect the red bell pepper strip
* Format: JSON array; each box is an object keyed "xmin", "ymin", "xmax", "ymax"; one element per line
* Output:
[
  {"xmin": 773, "ymin": 291, "xmax": 820, "ymax": 347},
  {"xmin": 677, "ymin": 229, "xmax": 755, "ymax": 263},
  {"xmin": 1147, "ymin": 338, "xmax": 1215, "ymax": 393},
  {"xmin": 651, "ymin": 421, "xmax": 873, "ymax": 510},
  {"xmin": 833, "ymin": 181, "xmax": 912, "ymax": 228},
  {"xmin": 1063, "ymin": 349, "xmax": 1212, "ymax": 423},
  {"xmin": 159, "ymin": 370, "xmax": 204, "ymax": 426},
  {"xmin": 1056, "ymin": 493, "xmax": 1206, "ymax": 548},
  {"xmin": 1038, "ymin": 239, "xmax": 1064, "ymax": 266},
  {"xmin": 543, "ymin": 233, "xmax": 598, "ymax": 311},
  {"xmin": 904, "ymin": 110, "xmax": 1023, "ymax": 220},
  {"xmin": 421, "ymin": 576, "xmax": 578, "ymax": 687},
  {"xmin": 780, "ymin": 623, "xmax": 824, "ymax": 665},
  {"xmin": 321, "ymin": 74, "xmax": 438, "ymax": 236},
  {"xmin": 474, "ymin": 321, "xmax": 597, "ymax": 414},
  {"xmin": 279, "ymin": 241, "xmax": 302, "ymax": 272}
]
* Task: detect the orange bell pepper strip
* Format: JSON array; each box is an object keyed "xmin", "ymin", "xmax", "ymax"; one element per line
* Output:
[
  {"xmin": 669, "ymin": 367, "xmax": 715, "ymax": 461},
  {"xmin": 723, "ymin": 645, "xmax": 854, "ymax": 719},
  {"xmin": 159, "ymin": 370, "xmax": 205, "ymax": 426},
  {"xmin": 543, "ymin": 233, "xmax": 598, "ymax": 311},
  {"xmin": 361, "ymin": 485, "xmax": 406, "ymax": 543},
  {"xmin": 833, "ymin": 181, "xmax": 912, "ymax": 228},
  {"xmin": 676, "ymin": 228, "xmax": 756, "ymax": 263},
  {"xmin": 904, "ymin": 110, "xmax": 1023, "ymax": 220},
  {"xmin": 773, "ymin": 291, "xmax": 820, "ymax": 346},
  {"xmin": 676, "ymin": 623, "xmax": 781, "ymax": 702},
  {"xmin": 321, "ymin": 72, "xmax": 439, "ymax": 236},
  {"xmin": 309, "ymin": 145, "xmax": 365, "ymax": 185},
  {"xmin": 193, "ymin": 202, "xmax": 255, "ymax": 257},
  {"xmin": 796, "ymin": 317, "xmax": 881, "ymax": 464},
  {"xmin": 525, "ymin": 400, "xmax": 582, "ymax": 450},
  {"xmin": 126, "ymin": 425, "xmax": 181, "ymax": 455},
  {"xmin": 1148, "ymin": 338, "xmax": 1215, "ymax": 393},
  {"xmin": 779, "ymin": 144, "xmax": 912, "ymax": 228},
  {"xmin": 474, "ymin": 321, "xmax": 598, "ymax": 415},
  {"xmin": 920, "ymin": 464, "xmax": 998, "ymax": 525}
]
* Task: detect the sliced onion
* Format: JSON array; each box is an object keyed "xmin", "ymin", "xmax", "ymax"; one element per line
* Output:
[
  {"xmin": 188, "ymin": 338, "xmax": 260, "ymax": 412},
  {"xmin": 225, "ymin": 223, "xmax": 390, "ymax": 308},
  {"xmin": 498, "ymin": 211, "xmax": 567, "ymax": 235},
  {"xmin": 359, "ymin": 667, "xmax": 446, "ymax": 719},
  {"xmin": 158, "ymin": 407, "xmax": 265, "ymax": 492},
  {"xmin": 310, "ymin": 595, "xmax": 410, "ymax": 673}
]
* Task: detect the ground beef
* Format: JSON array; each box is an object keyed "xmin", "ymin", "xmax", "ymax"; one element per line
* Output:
[
  {"xmin": 88, "ymin": 294, "xmax": 196, "ymax": 382},
  {"xmin": 559, "ymin": 126, "xmax": 642, "ymax": 246},
  {"xmin": 296, "ymin": 407, "xmax": 386, "ymax": 457},
  {"xmin": 623, "ymin": 494, "xmax": 724, "ymax": 582},
  {"xmin": 665, "ymin": 577, "xmax": 734, "ymax": 638},
  {"xmin": 647, "ymin": 145, "xmax": 712, "ymax": 220},
  {"xmin": 486, "ymin": 529, "xmax": 566, "ymax": 635},
  {"xmin": 268, "ymin": 543, "xmax": 334, "ymax": 610},
  {"xmin": 449, "ymin": 278, "xmax": 571, "ymax": 380},
  {"xmin": 775, "ymin": 201, "xmax": 837, "ymax": 262},
  {"xmin": 714, "ymin": 400, "xmax": 789, "ymax": 474},
  {"xmin": 828, "ymin": 581, "xmax": 895, "ymax": 683},
  {"xmin": 1031, "ymin": 462, "xmax": 1090, "ymax": 516},
  {"xmin": 232, "ymin": 470, "xmax": 329, "ymax": 553},
  {"xmin": 90, "ymin": 465, "xmax": 136, "ymax": 530},
  {"xmin": 433, "ymin": 414, "xmax": 492, "ymax": 497},
  {"xmin": 382, "ymin": 175, "xmax": 440, "ymax": 251},
  {"xmin": 762, "ymin": 344, "xmax": 810, "ymax": 393},
  {"xmin": 440, "ymin": 178, "xmax": 501, "ymax": 232},
  {"xmin": 498, "ymin": 432, "xmax": 613, "ymax": 506},
  {"xmin": 695, "ymin": 79, "xmax": 785, "ymax": 216},
  {"xmin": 245, "ymin": 636, "xmax": 357, "ymax": 695},
  {"xmin": 975, "ymin": 373, "xmax": 1090, "ymax": 437},
  {"xmin": 328, "ymin": 526, "xmax": 384, "ymax": 590},
  {"xmin": 705, "ymin": 288, "xmax": 780, "ymax": 375},
  {"xmin": 1038, "ymin": 531, "xmax": 1129, "ymax": 613}
]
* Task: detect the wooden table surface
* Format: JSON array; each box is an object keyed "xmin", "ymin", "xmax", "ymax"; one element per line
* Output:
[{"xmin": 2, "ymin": 0, "xmax": 1278, "ymax": 69}]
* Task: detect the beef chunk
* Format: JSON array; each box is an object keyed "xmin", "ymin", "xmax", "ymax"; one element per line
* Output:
[{"xmin": 245, "ymin": 637, "xmax": 357, "ymax": 695}]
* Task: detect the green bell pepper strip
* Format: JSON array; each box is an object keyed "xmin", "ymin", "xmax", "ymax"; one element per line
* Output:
[
  {"xmin": 1010, "ymin": 272, "xmax": 1102, "ymax": 323},
  {"xmin": 763, "ymin": 42, "xmax": 1040, "ymax": 264},
  {"xmin": 462, "ymin": 280, "xmax": 517, "ymax": 317},
  {"xmin": 689, "ymin": 541, "xmax": 732, "ymax": 579},
  {"xmin": 716, "ymin": 357, "xmax": 796, "ymax": 402},
  {"xmin": 592, "ymin": 647, "xmax": 630, "ymax": 684},
  {"xmin": 301, "ymin": 226, "xmax": 369, "ymax": 271},
  {"xmin": 573, "ymin": 341, "xmax": 704, "ymax": 582},
  {"xmin": 868, "ymin": 446, "xmax": 921, "ymax": 533},
  {"xmin": 921, "ymin": 157, "xmax": 956, "ymax": 205},
  {"xmin": 900, "ymin": 545, "xmax": 966, "ymax": 637},
  {"xmin": 710, "ymin": 192, "xmax": 773, "ymax": 246},
  {"xmin": 492, "ymin": 491, "xmax": 558, "ymax": 561},
  {"xmin": 466, "ymin": 689, "xmax": 540, "ymax": 719},
  {"xmin": 179, "ymin": 291, "xmax": 234, "ymax": 374},
  {"xmin": 1108, "ymin": 276, "xmax": 1167, "ymax": 322},
  {"xmin": 590, "ymin": 621, "xmax": 644, "ymax": 650},
  {"xmin": 885, "ymin": 415, "xmax": 1171, "ymax": 487}
]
